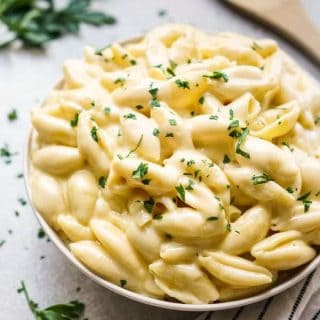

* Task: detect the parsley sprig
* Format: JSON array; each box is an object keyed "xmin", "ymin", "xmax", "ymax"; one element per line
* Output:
[
  {"xmin": 298, "ymin": 192, "xmax": 312, "ymax": 213},
  {"xmin": 252, "ymin": 172, "xmax": 273, "ymax": 185},
  {"xmin": 17, "ymin": 281, "xmax": 85, "ymax": 320},
  {"xmin": 0, "ymin": 0, "xmax": 116, "ymax": 48},
  {"xmin": 203, "ymin": 71, "xmax": 228, "ymax": 82}
]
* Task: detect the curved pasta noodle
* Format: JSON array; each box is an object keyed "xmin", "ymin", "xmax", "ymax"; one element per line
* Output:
[
  {"xmin": 149, "ymin": 259, "xmax": 219, "ymax": 304},
  {"xmin": 251, "ymin": 231, "xmax": 316, "ymax": 270},
  {"xmin": 199, "ymin": 251, "xmax": 272, "ymax": 287}
]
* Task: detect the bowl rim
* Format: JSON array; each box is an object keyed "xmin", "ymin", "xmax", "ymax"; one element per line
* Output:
[{"xmin": 24, "ymin": 35, "xmax": 320, "ymax": 312}]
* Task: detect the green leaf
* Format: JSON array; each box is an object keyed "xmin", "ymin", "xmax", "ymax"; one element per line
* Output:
[{"xmin": 75, "ymin": 12, "xmax": 116, "ymax": 25}]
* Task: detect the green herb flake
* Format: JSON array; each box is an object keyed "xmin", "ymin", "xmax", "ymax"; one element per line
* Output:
[
  {"xmin": 143, "ymin": 198, "xmax": 155, "ymax": 213},
  {"xmin": 209, "ymin": 115, "xmax": 218, "ymax": 120},
  {"xmin": 150, "ymin": 99, "xmax": 160, "ymax": 108},
  {"xmin": 169, "ymin": 119, "xmax": 177, "ymax": 126},
  {"xmin": 124, "ymin": 134, "xmax": 143, "ymax": 158},
  {"xmin": 114, "ymin": 78, "xmax": 126, "ymax": 86},
  {"xmin": 95, "ymin": 44, "xmax": 111, "ymax": 56},
  {"xmin": 236, "ymin": 128, "xmax": 250, "ymax": 159},
  {"xmin": 17, "ymin": 173, "xmax": 24, "ymax": 179},
  {"xmin": 121, "ymin": 53, "xmax": 128, "ymax": 59},
  {"xmin": 130, "ymin": 59, "xmax": 137, "ymax": 65},
  {"xmin": 198, "ymin": 96, "xmax": 205, "ymax": 104},
  {"xmin": 223, "ymin": 155, "xmax": 230, "ymax": 164},
  {"xmin": 0, "ymin": 144, "xmax": 18, "ymax": 164},
  {"xmin": 104, "ymin": 107, "xmax": 111, "ymax": 114},
  {"xmin": 226, "ymin": 223, "xmax": 232, "ymax": 232},
  {"xmin": 135, "ymin": 105, "xmax": 143, "ymax": 110},
  {"xmin": 207, "ymin": 216, "xmax": 218, "ymax": 221},
  {"xmin": 169, "ymin": 60, "xmax": 177, "ymax": 70},
  {"xmin": 120, "ymin": 279, "xmax": 127, "ymax": 287},
  {"xmin": 165, "ymin": 132, "xmax": 174, "ymax": 137},
  {"xmin": 251, "ymin": 41, "xmax": 262, "ymax": 51},
  {"xmin": 229, "ymin": 109, "xmax": 234, "ymax": 120},
  {"xmin": 132, "ymin": 162, "xmax": 148, "ymax": 180},
  {"xmin": 166, "ymin": 67, "xmax": 175, "ymax": 77},
  {"xmin": 7, "ymin": 109, "xmax": 18, "ymax": 121},
  {"xmin": 315, "ymin": 116, "xmax": 320, "ymax": 125},
  {"xmin": 252, "ymin": 172, "xmax": 273, "ymax": 185},
  {"xmin": 203, "ymin": 71, "xmax": 228, "ymax": 82},
  {"xmin": 142, "ymin": 179, "xmax": 151, "ymax": 185},
  {"xmin": 37, "ymin": 228, "xmax": 46, "ymax": 239},
  {"xmin": 153, "ymin": 213, "xmax": 163, "ymax": 220},
  {"xmin": 286, "ymin": 186, "xmax": 294, "ymax": 194},
  {"xmin": 298, "ymin": 192, "xmax": 312, "ymax": 213},
  {"xmin": 123, "ymin": 113, "xmax": 137, "ymax": 120},
  {"xmin": 149, "ymin": 87, "xmax": 159, "ymax": 99},
  {"xmin": 98, "ymin": 176, "xmax": 107, "ymax": 188},
  {"xmin": 153, "ymin": 128, "xmax": 160, "ymax": 137},
  {"xmin": 90, "ymin": 126, "xmax": 99, "ymax": 143},
  {"xmin": 175, "ymin": 184, "xmax": 185, "ymax": 202},
  {"xmin": 175, "ymin": 79, "xmax": 190, "ymax": 89},
  {"xmin": 18, "ymin": 198, "xmax": 27, "ymax": 206},
  {"xmin": 158, "ymin": 9, "xmax": 167, "ymax": 17},
  {"xmin": 228, "ymin": 119, "xmax": 240, "ymax": 130},
  {"xmin": 282, "ymin": 141, "xmax": 294, "ymax": 152},
  {"xmin": 70, "ymin": 113, "xmax": 79, "ymax": 127}
]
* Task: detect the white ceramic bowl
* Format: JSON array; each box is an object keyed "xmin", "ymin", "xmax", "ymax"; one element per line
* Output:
[{"xmin": 24, "ymin": 36, "xmax": 320, "ymax": 312}]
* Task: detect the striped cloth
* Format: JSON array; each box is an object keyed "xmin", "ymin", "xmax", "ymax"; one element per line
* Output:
[{"xmin": 196, "ymin": 268, "xmax": 320, "ymax": 320}]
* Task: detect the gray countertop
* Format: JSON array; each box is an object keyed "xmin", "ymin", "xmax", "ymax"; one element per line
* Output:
[{"xmin": 1, "ymin": 0, "xmax": 319, "ymax": 319}]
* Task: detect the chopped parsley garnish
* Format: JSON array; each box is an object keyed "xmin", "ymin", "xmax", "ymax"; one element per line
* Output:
[
  {"xmin": 175, "ymin": 184, "xmax": 185, "ymax": 202},
  {"xmin": 169, "ymin": 60, "xmax": 177, "ymax": 70},
  {"xmin": 123, "ymin": 113, "xmax": 137, "ymax": 120},
  {"xmin": 114, "ymin": 77, "xmax": 126, "ymax": 86},
  {"xmin": 37, "ymin": 228, "xmax": 46, "ymax": 239},
  {"xmin": 223, "ymin": 155, "xmax": 230, "ymax": 164},
  {"xmin": 169, "ymin": 119, "xmax": 177, "ymax": 126},
  {"xmin": 17, "ymin": 173, "xmax": 24, "ymax": 178},
  {"xmin": 120, "ymin": 279, "xmax": 127, "ymax": 287},
  {"xmin": 175, "ymin": 79, "xmax": 190, "ymax": 89},
  {"xmin": 124, "ymin": 134, "xmax": 143, "ymax": 158},
  {"xmin": 252, "ymin": 173, "xmax": 273, "ymax": 185},
  {"xmin": 251, "ymin": 41, "xmax": 262, "ymax": 51},
  {"xmin": 199, "ymin": 96, "xmax": 205, "ymax": 104},
  {"xmin": 158, "ymin": 9, "xmax": 167, "ymax": 17},
  {"xmin": 143, "ymin": 198, "xmax": 155, "ymax": 213},
  {"xmin": 0, "ymin": 240, "xmax": 5, "ymax": 247},
  {"xmin": 298, "ymin": 192, "xmax": 312, "ymax": 213},
  {"xmin": 226, "ymin": 223, "xmax": 232, "ymax": 232},
  {"xmin": 286, "ymin": 186, "xmax": 294, "ymax": 193},
  {"xmin": 7, "ymin": 109, "xmax": 18, "ymax": 121},
  {"xmin": 235, "ymin": 128, "xmax": 250, "ymax": 159},
  {"xmin": 98, "ymin": 176, "xmax": 107, "ymax": 188},
  {"xmin": 0, "ymin": 144, "xmax": 18, "ymax": 164},
  {"xmin": 207, "ymin": 216, "xmax": 218, "ymax": 221},
  {"xmin": 209, "ymin": 115, "xmax": 218, "ymax": 120},
  {"xmin": 18, "ymin": 198, "xmax": 27, "ymax": 206},
  {"xmin": 185, "ymin": 179, "xmax": 195, "ymax": 191},
  {"xmin": 104, "ymin": 107, "xmax": 111, "ymax": 114},
  {"xmin": 95, "ymin": 44, "xmax": 111, "ymax": 56},
  {"xmin": 90, "ymin": 126, "xmax": 99, "ymax": 143},
  {"xmin": 282, "ymin": 141, "xmax": 294, "ymax": 152},
  {"xmin": 229, "ymin": 109, "xmax": 234, "ymax": 120},
  {"xmin": 149, "ymin": 87, "xmax": 159, "ymax": 99},
  {"xmin": 203, "ymin": 71, "xmax": 228, "ymax": 82},
  {"xmin": 153, "ymin": 128, "xmax": 160, "ymax": 137},
  {"xmin": 165, "ymin": 233, "xmax": 173, "ymax": 239},
  {"xmin": 151, "ymin": 99, "xmax": 160, "ymax": 108},
  {"xmin": 228, "ymin": 119, "xmax": 240, "ymax": 130},
  {"xmin": 135, "ymin": 105, "xmax": 143, "ymax": 110},
  {"xmin": 315, "ymin": 116, "xmax": 320, "ymax": 125},
  {"xmin": 70, "ymin": 113, "xmax": 79, "ymax": 127},
  {"xmin": 132, "ymin": 162, "xmax": 148, "ymax": 180},
  {"xmin": 130, "ymin": 59, "xmax": 137, "ymax": 65},
  {"xmin": 153, "ymin": 213, "xmax": 163, "ymax": 220},
  {"xmin": 142, "ymin": 179, "xmax": 151, "ymax": 185},
  {"xmin": 18, "ymin": 281, "xmax": 85, "ymax": 319},
  {"xmin": 165, "ymin": 132, "xmax": 174, "ymax": 137},
  {"xmin": 186, "ymin": 159, "xmax": 195, "ymax": 166},
  {"xmin": 166, "ymin": 67, "xmax": 175, "ymax": 77},
  {"xmin": 121, "ymin": 53, "xmax": 128, "ymax": 59}
]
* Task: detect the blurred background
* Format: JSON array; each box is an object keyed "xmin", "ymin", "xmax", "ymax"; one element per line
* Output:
[{"xmin": 0, "ymin": 1, "xmax": 319, "ymax": 319}]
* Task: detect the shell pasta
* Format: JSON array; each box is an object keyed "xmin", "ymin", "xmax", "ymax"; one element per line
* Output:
[{"xmin": 29, "ymin": 24, "xmax": 320, "ymax": 304}]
